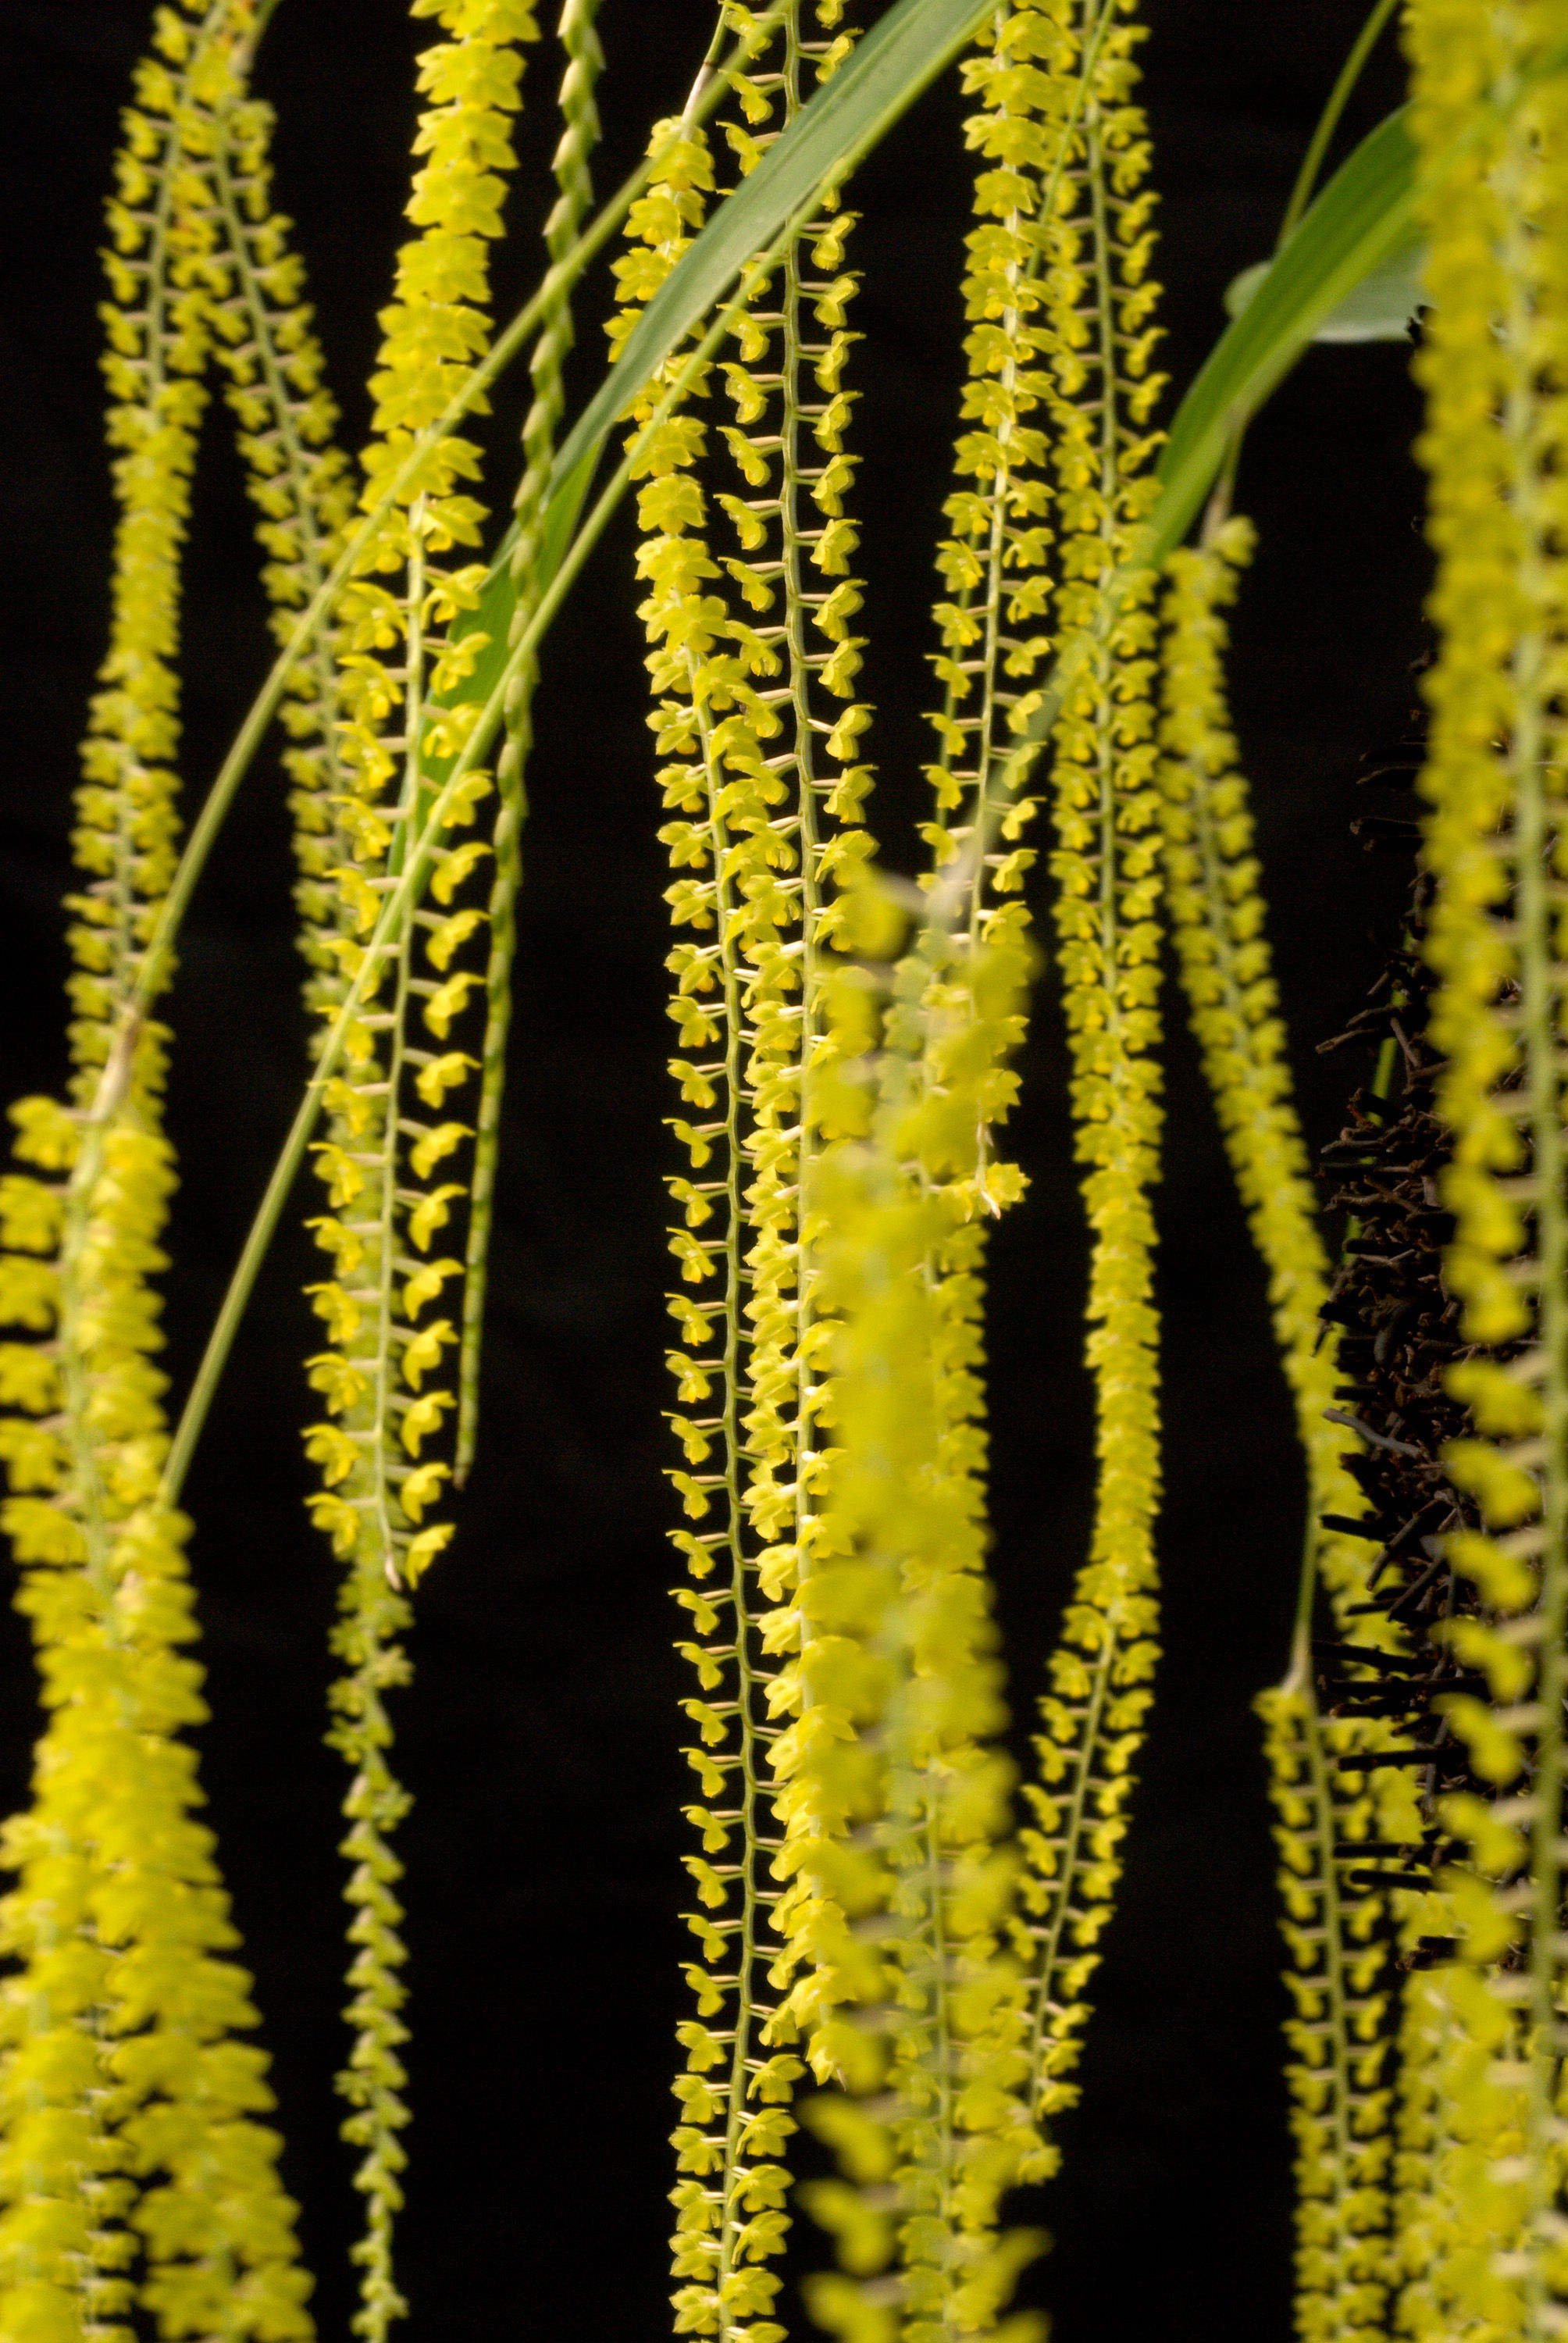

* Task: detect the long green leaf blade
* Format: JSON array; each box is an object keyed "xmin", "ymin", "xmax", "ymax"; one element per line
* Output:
[{"xmin": 1150, "ymin": 104, "xmax": 1418, "ymax": 562}]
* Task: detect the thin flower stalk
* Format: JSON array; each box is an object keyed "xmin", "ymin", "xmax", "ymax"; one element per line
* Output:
[
  {"xmin": 0, "ymin": 7, "xmax": 314, "ymax": 2338},
  {"xmin": 0, "ymin": 1111, "xmax": 315, "ymax": 2343},
  {"xmin": 159, "ymin": 211, "xmax": 810, "ymax": 1523},
  {"xmin": 1395, "ymin": 1911, "xmax": 1538, "ymax": 2343},
  {"xmin": 914, "ymin": 0, "xmax": 1169, "ymax": 2207},
  {"xmin": 875, "ymin": 13, "xmax": 1171, "ymax": 2185},
  {"xmin": 72, "ymin": 0, "xmax": 799, "ymax": 1130},
  {"xmin": 457, "ymin": 0, "xmax": 606, "ymax": 1485},
  {"xmin": 926, "ymin": 0, "xmax": 1119, "ymax": 922},
  {"xmin": 1256, "ymin": 1674, "xmax": 1414, "ymax": 2343},
  {"xmin": 1156, "ymin": 522, "xmax": 1376, "ymax": 1619},
  {"xmin": 301, "ymin": 0, "xmax": 543, "ymax": 1590},
  {"xmin": 614, "ymin": 11, "xmax": 884, "ymax": 2336},
  {"xmin": 618, "ymin": 101, "xmax": 784, "ymax": 2343}
]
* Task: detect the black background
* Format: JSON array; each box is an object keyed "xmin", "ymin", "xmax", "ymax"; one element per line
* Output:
[{"xmin": 0, "ymin": 4, "xmax": 1426, "ymax": 2338}]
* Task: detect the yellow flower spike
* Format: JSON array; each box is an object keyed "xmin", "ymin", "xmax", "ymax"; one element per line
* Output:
[
  {"xmin": 461, "ymin": 0, "xmax": 604, "ymax": 1378},
  {"xmin": 189, "ymin": 81, "xmax": 359, "ymax": 1027},
  {"xmin": 1158, "ymin": 517, "xmax": 1438, "ymax": 2337},
  {"xmin": 0, "ymin": 11, "xmax": 315, "ymax": 2341},
  {"xmin": 1397, "ymin": 0, "xmax": 1568, "ymax": 2331},
  {"xmin": 780, "ymin": 16, "xmax": 1111, "ymax": 2285},
  {"xmin": 269, "ymin": 2, "xmax": 543, "ymax": 2330},
  {"xmin": 615, "ymin": 12, "xmax": 888, "ymax": 2336},
  {"xmin": 0, "ymin": 1150, "xmax": 315, "ymax": 2343},
  {"xmin": 784, "ymin": 900, "xmax": 1045, "ymax": 2343},
  {"xmin": 1254, "ymin": 1675, "xmax": 1431, "ymax": 2343},
  {"xmin": 1157, "ymin": 525, "xmax": 1358, "ymax": 1565},
  {"xmin": 798, "ymin": 6, "xmax": 1134, "ymax": 2284},
  {"xmin": 928, "ymin": 0, "xmax": 1174, "ymax": 2200}
]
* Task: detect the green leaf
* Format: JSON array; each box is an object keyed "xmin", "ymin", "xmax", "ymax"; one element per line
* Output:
[
  {"xmin": 426, "ymin": 0, "xmax": 1003, "ymax": 747},
  {"xmin": 1313, "ymin": 241, "xmax": 1427, "ymax": 341},
  {"xmin": 1223, "ymin": 237, "xmax": 1426, "ymax": 344},
  {"xmin": 1149, "ymin": 104, "xmax": 1420, "ymax": 564},
  {"xmin": 1153, "ymin": 33, "xmax": 1568, "ymax": 560}
]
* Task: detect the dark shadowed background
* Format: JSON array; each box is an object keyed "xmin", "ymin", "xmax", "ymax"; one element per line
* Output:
[{"xmin": 0, "ymin": 4, "xmax": 1426, "ymax": 2338}]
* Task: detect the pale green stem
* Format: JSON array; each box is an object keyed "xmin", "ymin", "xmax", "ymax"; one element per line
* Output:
[{"xmin": 682, "ymin": 9, "xmax": 730, "ymax": 126}]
